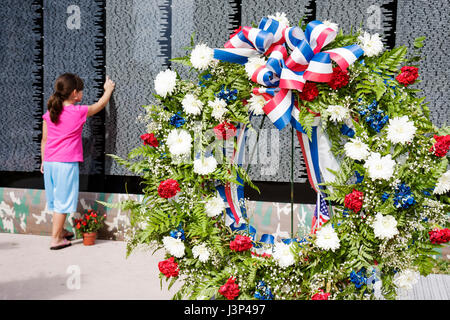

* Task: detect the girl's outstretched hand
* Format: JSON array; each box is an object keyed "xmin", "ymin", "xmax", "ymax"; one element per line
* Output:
[{"xmin": 104, "ymin": 76, "xmax": 115, "ymax": 92}]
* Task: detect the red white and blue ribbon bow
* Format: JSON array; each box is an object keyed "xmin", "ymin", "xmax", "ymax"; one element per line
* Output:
[{"xmin": 214, "ymin": 17, "xmax": 364, "ymax": 131}]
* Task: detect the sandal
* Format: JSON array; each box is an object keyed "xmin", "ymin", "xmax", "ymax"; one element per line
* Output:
[
  {"xmin": 63, "ymin": 229, "xmax": 74, "ymax": 240},
  {"xmin": 50, "ymin": 238, "xmax": 72, "ymax": 250}
]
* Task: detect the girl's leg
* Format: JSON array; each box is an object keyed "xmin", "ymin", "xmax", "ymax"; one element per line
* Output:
[{"xmin": 51, "ymin": 212, "xmax": 67, "ymax": 245}]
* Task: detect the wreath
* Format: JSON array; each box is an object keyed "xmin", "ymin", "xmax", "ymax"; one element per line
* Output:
[{"xmin": 103, "ymin": 13, "xmax": 450, "ymax": 300}]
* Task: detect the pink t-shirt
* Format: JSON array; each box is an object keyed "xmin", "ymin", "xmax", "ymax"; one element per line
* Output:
[{"xmin": 42, "ymin": 104, "xmax": 89, "ymax": 162}]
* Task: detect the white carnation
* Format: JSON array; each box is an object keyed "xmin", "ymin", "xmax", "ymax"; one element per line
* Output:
[
  {"xmin": 182, "ymin": 94, "xmax": 203, "ymax": 115},
  {"xmin": 162, "ymin": 236, "xmax": 185, "ymax": 258},
  {"xmin": 192, "ymin": 243, "xmax": 211, "ymax": 263},
  {"xmin": 193, "ymin": 155, "xmax": 217, "ymax": 175},
  {"xmin": 372, "ymin": 213, "xmax": 398, "ymax": 240},
  {"xmin": 393, "ymin": 269, "xmax": 420, "ymax": 291},
  {"xmin": 268, "ymin": 12, "xmax": 290, "ymax": 27},
  {"xmin": 244, "ymin": 56, "xmax": 267, "ymax": 79},
  {"xmin": 166, "ymin": 129, "xmax": 192, "ymax": 156},
  {"xmin": 204, "ymin": 195, "xmax": 225, "ymax": 217},
  {"xmin": 208, "ymin": 98, "xmax": 227, "ymax": 120},
  {"xmin": 315, "ymin": 224, "xmax": 340, "ymax": 251},
  {"xmin": 327, "ymin": 105, "xmax": 350, "ymax": 123},
  {"xmin": 386, "ymin": 116, "xmax": 417, "ymax": 144},
  {"xmin": 154, "ymin": 69, "xmax": 177, "ymax": 98},
  {"xmin": 358, "ymin": 32, "xmax": 384, "ymax": 57},
  {"xmin": 323, "ymin": 20, "xmax": 339, "ymax": 32},
  {"xmin": 247, "ymin": 93, "xmax": 266, "ymax": 115},
  {"xmin": 190, "ymin": 43, "xmax": 215, "ymax": 70},
  {"xmin": 433, "ymin": 170, "xmax": 450, "ymax": 195},
  {"xmin": 272, "ymin": 242, "xmax": 296, "ymax": 268},
  {"xmin": 344, "ymin": 138, "xmax": 370, "ymax": 161},
  {"xmin": 364, "ymin": 152, "xmax": 396, "ymax": 180}
]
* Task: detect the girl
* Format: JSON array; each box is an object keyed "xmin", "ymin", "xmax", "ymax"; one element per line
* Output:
[{"xmin": 41, "ymin": 73, "xmax": 115, "ymax": 250}]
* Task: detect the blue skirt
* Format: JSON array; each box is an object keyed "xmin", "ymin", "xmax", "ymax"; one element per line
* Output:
[{"xmin": 43, "ymin": 161, "xmax": 79, "ymax": 214}]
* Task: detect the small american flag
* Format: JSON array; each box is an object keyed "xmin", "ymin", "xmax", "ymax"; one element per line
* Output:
[{"xmin": 311, "ymin": 193, "xmax": 330, "ymax": 234}]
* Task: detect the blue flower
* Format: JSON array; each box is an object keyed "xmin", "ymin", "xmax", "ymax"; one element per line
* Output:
[
  {"xmin": 170, "ymin": 112, "xmax": 186, "ymax": 128},
  {"xmin": 355, "ymin": 171, "xmax": 364, "ymax": 184},
  {"xmin": 215, "ymin": 86, "xmax": 238, "ymax": 103},
  {"xmin": 254, "ymin": 281, "xmax": 274, "ymax": 300},
  {"xmin": 170, "ymin": 225, "xmax": 185, "ymax": 240},
  {"xmin": 340, "ymin": 124, "xmax": 355, "ymax": 138},
  {"xmin": 357, "ymin": 100, "xmax": 389, "ymax": 132},
  {"xmin": 381, "ymin": 192, "xmax": 390, "ymax": 202},
  {"xmin": 198, "ymin": 73, "xmax": 212, "ymax": 87},
  {"xmin": 350, "ymin": 268, "xmax": 367, "ymax": 289},
  {"xmin": 393, "ymin": 183, "xmax": 416, "ymax": 209}
]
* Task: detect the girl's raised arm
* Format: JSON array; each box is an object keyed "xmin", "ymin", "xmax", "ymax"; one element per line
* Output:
[
  {"xmin": 87, "ymin": 76, "xmax": 115, "ymax": 117},
  {"xmin": 40, "ymin": 120, "xmax": 47, "ymax": 173}
]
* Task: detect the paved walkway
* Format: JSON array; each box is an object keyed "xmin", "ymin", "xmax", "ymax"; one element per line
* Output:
[
  {"xmin": 0, "ymin": 233, "xmax": 182, "ymax": 300},
  {"xmin": 0, "ymin": 233, "xmax": 448, "ymax": 300}
]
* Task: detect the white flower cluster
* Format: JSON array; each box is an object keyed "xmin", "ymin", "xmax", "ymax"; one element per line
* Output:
[
  {"xmin": 386, "ymin": 116, "xmax": 417, "ymax": 145},
  {"xmin": 326, "ymin": 105, "xmax": 350, "ymax": 123},
  {"xmin": 358, "ymin": 31, "xmax": 383, "ymax": 57},
  {"xmin": 204, "ymin": 195, "xmax": 225, "ymax": 217},
  {"xmin": 208, "ymin": 98, "xmax": 228, "ymax": 120},
  {"xmin": 344, "ymin": 138, "xmax": 370, "ymax": 161},
  {"xmin": 393, "ymin": 269, "xmax": 420, "ymax": 291},
  {"xmin": 192, "ymin": 243, "xmax": 211, "ymax": 263},
  {"xmin": 154, "ymin": 69, "xmax": 177, "ymax": 98},
  {"xmin": 166, "ymin": 129, "xmax": 192, "ymax": 156},
  {"xmin": 372, "ymin": 213, "xmax": 399, "ymax": 240},
  {"xmin": 248, "ymin": 93, "xmax": 266, "ymax": 115},
  {"xmin": 193, "ymin": 155, "xmax": 217, "ymax": 175},
  {"xmin": 182, "ymin": 94, "xmax": 203, "ymax": 115},
  {"xmin": 315, "ymin": 225, "xmax": 340, "ymax": 251},
  {"xmin": 190, "ymin": 43, "xmax": 216, "ymax": 70},
  {"xmin": 162, "ymin": 236, "xmax": 185, "ymax": 258},
  {"xmin": 433, "ymin": 170, "xmax": 450, "ymax": 195},
  {"xmin": 272, "ymin": 242, "xmax": 296, "ymax": 268},
  {"xmin": 268, "ymin": 12, "xmax": 290, "ymax": 27},
  {"xmin": 364, "ymin": 152, "xmax": 396, "ymax": 181}
]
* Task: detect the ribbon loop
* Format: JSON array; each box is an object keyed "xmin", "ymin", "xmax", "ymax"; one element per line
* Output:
[{"xmin": 214, "ymin": 18, "xmax": 363, "ymax": 131}]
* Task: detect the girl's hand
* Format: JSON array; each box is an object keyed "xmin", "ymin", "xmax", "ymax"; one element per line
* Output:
[
  {"xmin": 40, "ymin": 163, "xmax": 44, "ymax": 174},
  {"xmin": 104, "ymin": 76, "xmax": 115, "ymax": 92}
]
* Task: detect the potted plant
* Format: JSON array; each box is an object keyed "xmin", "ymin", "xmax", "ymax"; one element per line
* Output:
[{"xmin": 74, "ymin": 209, "xmax": 106, "ymax": 246}]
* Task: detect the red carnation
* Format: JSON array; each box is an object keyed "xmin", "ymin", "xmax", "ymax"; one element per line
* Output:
[
  {"xmin": 429, "ymin": 228, "xmax": 450, "ymax": 244},
  {"xmin": 311, "ymin": 289, "xmax": 331, "ymax": 300},
  {"xmin": 219, "ymin": 277, "xmax": 240, "ymax": 300},
  {"xmin": 214, "ymin": 122, "xmax": 237, "ymax": 140},
  {"xmin": 229, "ymin": 26, "xmax": 242, "ymax": 39},
  {"xmin": 158, "ymin": 257, "xmax": 179, "ymax": 278},
  {"xmin": 157, "ymin": 179, "xmax": 181, "ymax": 199},
  {"xmin": 327, "ymin": 67, "xmax": 349, "ymax": 90},
  {"xmin": 298, "ymin": 82, "xmax": 319, "ymax": 102},
  {"xmin": 395, "ymin": 66, "xmax": 419, "ymax": 86},
  {"xmin": 430, "ymin": 135, "xmax": 450, "ymax": 157},
  {"xmin": 344, "ymin": 189, "xmax": 364, "ymax": 213},
  {"xmin": 76, "ymin": 223, "xmax": 81, "ymax": 229},
  {"xmin": 229, "ymin": 234, "xmax": 253, "ymax": 252},
  {"xmin": 140, "ymin": 133, "xmax": 159, "ymax": 147}
]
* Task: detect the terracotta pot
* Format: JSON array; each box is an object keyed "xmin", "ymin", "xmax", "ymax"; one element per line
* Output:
[{"xmin": 83, "ymin": 232, "xmax": 97, "ymax": 246}]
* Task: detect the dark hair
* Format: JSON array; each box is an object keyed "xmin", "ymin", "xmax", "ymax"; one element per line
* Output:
[{"xmin": 47, "ymin": 73, "xmax": 84, "ymax": 123}]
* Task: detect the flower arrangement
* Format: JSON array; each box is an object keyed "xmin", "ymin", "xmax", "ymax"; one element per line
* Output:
[
  {"xmin": 104, "ymin": 13, "xmax": 450, "ymax": 300},
  {"xmin": 74, "ymin": 209, "xmax": 106, "ymax": 236}
]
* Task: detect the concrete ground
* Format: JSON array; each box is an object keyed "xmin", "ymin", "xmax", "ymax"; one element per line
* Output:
[{"xmin": 0, "ymin": 233, "xmax": 182, "ymax": 300}]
